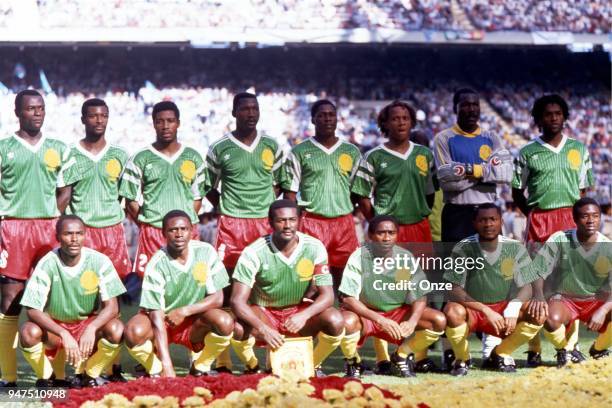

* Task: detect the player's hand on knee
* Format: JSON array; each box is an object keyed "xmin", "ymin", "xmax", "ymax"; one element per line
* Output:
[
  {"xmin": 376, "ymin": 317, "xmax": 403, "ymax": 340},
  {"xmin": 284, "ymin": 312, "xmax": 308, "ymax": 334},
  {"xmin": 260, "ymin": 325, "xmax": 284, "ymax": 349},
  {"xmin": 587, "ymin": 308, "xmax": 607, "ymax": 332},
  {"xmin": 484, "ymin": 309, "xmax": 505, "ymax": 336},
  {"xmin": 165, "ymin": 308, "xmax": 187, "ymax": 327},
  {"xmin": 527, "ymin": 299, "xmax": 548, "ymax": 323},
  {"xmin": 60, "ymin": 331, "xmax": 82, "ymax": 367},
  {"xmin": 399, "ymin": 320, "xmax": 417, "ymax": 338},
  {"xmin": 161, "ymin": 361, "xmax": 176, "ymax": 378},
  {"xmin": 504, "ymin": 317, "xmax": 517, "ymax": 336},
  {"xmin": 79, "ymin": 326, "xmax": 97, "ymax": 358}
]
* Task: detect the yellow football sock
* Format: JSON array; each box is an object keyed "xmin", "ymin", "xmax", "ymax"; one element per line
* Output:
[
  {"xmin": 75, "ymin": 359, "xmax": 86, "ymax": 374},
  {"xmin": 85, "ymin": 339, "xmax": 121, "ymax": 378},
  {"xmin": 231, "ymin": 337, "xmax": 258, "ymax": 369},
  {"xmin": 50, "ymin": 348, "xmax": 66, "ymax": 380},
  {"xmin": 445, "ymin": 323, "xmax": 470, "ymax": 361},
  {"xmin": 397, "ymin": 329, "xmax": 443, "ymax": 359},
  {"xmin": 313, "ymin": 330, "xmax": 344, "ymax": 368},
  {"xmin": 104, "ymin": 354, "xmax": 121, "ymax": 376},
  {"xmin": 565, "ymin": 321, "xmax": 580, "ymax": 350},
  {"xmin": 593, "ymin": 323, "xmax": 611, "ymax": 351},
  {"xmin": 414, "ymin": 349, "xmax": 428, "ymax": 361},
  {"xmin": 495, "ymin": 322, "xmax": 542, "ymax": 358},
  {"xmin": 193, "ymin": 332, "xmax": 232, "ymax": 372},
  {"xmin": 340, "ymin": 331, "xmax": 360, "ymax": 360},
  {"xmin": 543, "ymin": 326, "xmax": 567, "ymax": 350},
  {"xmin": 20, "ymin": 342, "xmax": 53, "ymax": 380},
  {"xmin": 0, "ymin": 314, "xmax": 19, "ymax": 382},
  {"xmin": 127, "ymin": 340, "xmax": 162, "ymax": 375},
  {"xmin": 373, "ymin": 338, "xmax": 390, "ymax": 362},
  {"xmin": 215, "ymin": 347, "xmax": 233, "ymax": 369},
  {"xmin": 527, "ymin": 334, "xmax": 542, "ymax": 353}
]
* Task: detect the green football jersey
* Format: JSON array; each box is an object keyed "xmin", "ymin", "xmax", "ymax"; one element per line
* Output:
[
  {"xmin": 0, "ymin": 135, "xmax": 68, "ymax": 218},
  {"xmin": 351, "ymin": 143, "xmax": 435, "ymax": 224},
  {"xmin": 339, "ymin": 245, "xmax": 431, "ymax": 312},
  {"xmin": 60, "ymin": 143, "xmax": 129, "ymax": 228},
  {"xmin": 119, "ymin": 145, "xmax": 206, "ymax": 228},
  {"xmin": 533, "ymin": 230, "xmax": 610, "ymax": 298},
  {"xmin": 20, "ymin": 247, "xmax": 126, "ymax": 322},
  {"xmin": 233, "ymin": 232, "xmax": 332, "ymax": 307},
  {"xmin": 140, "ymin": 240, "xmax": 229, "ymax": 313},
  {"xmin": 512, "ymin": 136, "xmax": 593, "ymax": 210},
  {"xmin": 444, "ymin": 234, "xmax": 537, "ymax": 303},
  {"xmin": 280, "ymin": 138, "xmax": 361, "ymax": 218},
  {"xmin": 206, "ymin": 133, "xmax": 283, "ymax": 218}
]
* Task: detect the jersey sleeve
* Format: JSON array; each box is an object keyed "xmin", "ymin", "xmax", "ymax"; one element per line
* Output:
[
  {"xmin": 579, "ymin": 147, "xmax": 594, "ymax": 189},
  {"xmin": 434, "ymin": 132, "xmax": 479, "ymax": 192},
  {"xmin": 97, "ymin": 257, "xmax": 127, "ymax": 301},
  {"xmin": 443, "ymin": 243, "xmax": 468, "ymax": 287},
  {"xmin": 312, "ymin": 240, "xmax": 332, "ymax": 287},
  {"xmin": 351, "ymin": 155, "xmax": 375, "ymax": 198},
  {"xmin": 405, "ymin": 259, "xmax": 431, "ymax": 303},
  {"xmin": 205, "ymin": 249, "xmax": 230, "ymax": 294},
  {"xmin": 512, "ymin": 243, "xmax": 538, "ymax": 287},
  {"xmin": 338, "ymin": 249, "xmax": 363, "ymax": 298},
  {"xmin": 280, "ymin": 150, "xmax": 301, "ymax": 192},
  {"xmin": 191, "ymin": 152, "xmax": 207, "ymax": 200},
  {"xmin": 20, "ymin": 258, "xmax": 53, "ymax": 311},
  {"xmin": 139, "ymin": 257, "xmax": 166, "ymax": 310},
  {"xmin": 512, "ymin": 149, "xmax": 529, "ymax": 190},
  {"xmin": 347, "ymin": 148, "xmax": 362, "ymax": 184},
  {"xmin": 205, "ymin": 145, "xmax": 222, "ymax": 192},
  {"xmin": 425, "ymin": 149, "xmax": 436, "ymax": 195},
  {"xmin": 58, "ymin": 149, "xmax": 82, "ymax": 187},
  {"xmin": 271, "ymin": 143, "xmax": 285, "ymax": 186},
  {"xmin": 119, "ymin": 153, "xmax": 144, "ymax": 202},
  {"xmin": 232, "ymin": 246, "xmax": 261, "ymax": 288},
  {"xmin": 531, "ymin": 235, "xmax": 562, "ymax": 280},
  {"xmin": 55, "ymin": 143, "xmax": 72, "ymax": 188}
]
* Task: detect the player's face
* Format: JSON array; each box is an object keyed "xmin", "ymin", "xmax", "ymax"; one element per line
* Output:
[
  {"xmin": 58, "ymin": 220, "xmax": 85, "ymax": 258},
  {"xmin": 164, "ymin": 217, "xmax": 192, "ymax": 253},
  {"xmin": 456, "ymin": 94, "xmax": 480, "ymax": 129},
  {"xmin": 385, "ymin": 106, "xmax": 411, "ymax": 142},
  {"xmin": 233, "ymin": 98, "xmax": 259, "ymax": 131},
  {"xmin": 153, "ymin": 110, "xmax": 180, "ymax": 143},
  {"xmin": 574, "ymin": 204, "xmax": 600, "ymax": 236},
  {"xmin": 473, "ymin": 208, "xmax": 501, "ymax": 240},
  {"xmin": 16, "ymin": 95, "xmax": 45, "ymax": 133},
  {"xmin": 312, "ymin": 104, "xmax": 337, "ymax": 137},
  {"xmin": 270, "ymin": 207, "xmax": 299, "ymax": 242},
  {"xmin": 539, "ymin": 103, "xmax": 565, "ymax": 135},
  {"xmin": 369, "ymin": 221, "xmax": 398, "ymax": 250},
  {"xmin": 82, "ymin": 106, "xmax": 109, "ymax": 137}
]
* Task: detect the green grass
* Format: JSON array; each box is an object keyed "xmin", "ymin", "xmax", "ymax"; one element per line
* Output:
[{"xmin": 13, "ymin": 300, "xmax": 600, "ymax": 387}]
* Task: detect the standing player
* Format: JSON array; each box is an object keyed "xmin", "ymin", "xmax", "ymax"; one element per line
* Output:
[
  {"xmin": 443, "ymin": 204, "xmax": 543, "ymax": 375},
  {"xmin": 339, "ymin": 216, "xmax": 446, "ymax": 378},
  {"xmin": 119, "ymin": 101, "xmax": 206, "ymax": 277},
  {"xmin": 0, "ymin": 90, "xmax": 69, "ymax": 387},
  {"xmin": 512, "ymin": 94, "xmax": 594, "ymax": 366},
  {"xmin": 19, "ymin": 215, "xmax": 125, "ymax": 387},
  {"xmin": 125, "ymin": 210, "xmax": 233, "ymax": 377},
  {"xmin": 56, "ymin": 98, "xmax": 131, "ymax": 380},
  {"xmin": 351, "ymin": 101, "xmax": 437, "ymax": 373},
  {"xmin": 230, "ymin": 200, "xmax": 345, "ymax": 376},
  {"xmin": 531, "ymin": 198, "xmax": 610, "ymax": 367},
  {"xmin": 281, "ymin": 99, "xmax": 361, "ymax": 288}
]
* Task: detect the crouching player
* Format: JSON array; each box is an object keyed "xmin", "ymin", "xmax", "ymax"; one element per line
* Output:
[
  {"xmin": 230, "ymin": 200, "xmax": 345, "ymax": 376},
  {"xmin": 125, "ymin": 210, "xmax": 233, "ymax": 377},
  {"xmin": 534, "ymin": 198, "xmax": 611, "ymax": 366},
  {"xmin": 339, "ymin": 215, "xmax": 446, "ymax": 378},
  {"xmin": 443, "ymin": 204, "xmax": 543, "ymax": 375},
  {"xmin": 19, "ymin": 215, "xmax": 125, "ymax": 387}
]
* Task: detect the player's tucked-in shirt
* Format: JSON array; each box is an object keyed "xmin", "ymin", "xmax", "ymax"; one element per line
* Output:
[
  {"xmin": 119, "ymin": 145, "xmax": 206, "ymax": 228},
  {"xmin": 444, "ymin": 234, "xmax": 537, "ymax": 304},
  {"xmin": 533, "ymin": 230, "xmax": 610, "ymax": 298},
  {"xmin": 339, "ymin": 245, "xmax": 431, "ymax": 312},
  {"xmin": 352, "ymin": 143, "xmax": 435, "ymax": 224},
  {"xmin": 60, "ymin": 143, "xmax": 129, "ymax": 228},
  {"xmin": 233, "ymin": 232, "xmax": 332, "ymax": 308},
  {"xmin": 281, "ymin": 138, "xmax": 360, "ymax": 218},
  {"xmin": 512, "ymin": 135, "xmax": 593, "ymax": 210},
  {"xmin": 206, "ymin": 133, "xmax": 283, "ymax": 218},
  {"xmin": 20, "ymin": 248, "xmax": 126, "ymax": 322},
  {"xmin": 0, "ymin": 135, "xmax": 68, "ymax": 218},
  {"xmin": 140, "ymin": 241, "xmax": 229, "ymax": 313}
]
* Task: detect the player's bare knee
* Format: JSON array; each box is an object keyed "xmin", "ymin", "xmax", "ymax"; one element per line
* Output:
[
  {"xmin": 430, "ymin": 310, "xmax": 447, "ymax": 332},
  {"xmin": 444, "ymin": 302, "xmax": 466, "ymax": 326},
  {"xmin": 102, "ymin": 318, "xmax": 124, "ymax": 344},
  {"xmin": 19, "ymin": 322, "xmax": 43, "ymax": 347},
  {"xmin": 212, "ymin": 310, "xmax": 234, "ymax": 336},
  {"xmin": 125, "ymin": 321, "xmax": 149, "ymax": 348},
  {"xmin": 321, "ymin": 308, "xmax": 345, "ymax": 336},
  {"xmin": 342, "ymin": 311, "xmax": 360, "ymax": 334},
  {"xmin": 233, "ymin": 321, "xmax": 245, "ymax": 340}
]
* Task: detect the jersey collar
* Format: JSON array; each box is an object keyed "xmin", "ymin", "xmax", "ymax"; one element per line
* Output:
[
  {"xmin": 269, "ymin": 232, "xmax": 304, "ymax": 265},
  {"xmin": 571, "ymin": 229, "xmax": 605, "ymax": 257},
  {"xmin": 147, "ymin": 143, "xmax": 185, "ymax": 164},
  {"xmin": 381, "ymin": 142, "xmax": 414, "ymax": 160},
  {"xmin": 228, "ymin": 132, "xmax": 261, "ymax": 153},
  {"xmin": 12, "ymin": 132, "xmax": 47, "ymax": 153},
  {"xmin": 75, "ymin": 140, "xmax": 110, "ymax": 162},
  {"xmin": 476, "ymin": 234, "xmax": 502, "ymax": 266},
  {"xmin": 165, "ymin": 241, "xmax": 195, "ymax": 272},
  {"xmin": 451, "ymin": 124, "xmax": 481, "ymax": 138},
  {"xmin": 309, "ymin": 137, "xmax": 342, "ymax": 155},
  {"xmin": 55, "ymin": 248, "xmax": 86, "ymax": 278},
  {"xmin": 535, "ymin": 134, "xmax": 567, "ymax": 154}
]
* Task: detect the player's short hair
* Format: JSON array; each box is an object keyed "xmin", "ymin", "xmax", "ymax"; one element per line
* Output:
[
  {"xmin": 368, "ymin": 215, "xmax": 399, "ymax": 234},
  {"xmin": 268, "ymin": 199, "xmax": 299, "ymax": 220},
  {"xmin": 572, "ymin": 197, "xmax": 601, "ymax": 219},
  {"xmin": 232, "ymin": 92, "xmax": 257, "ymax": 113},
  {"xmin": 531, "ymin": 94, "xmax": 570, "ymax": 123},
  {"xmin": 55, "ymin": 214, "xmax": 85, "ymax": 236},
  {"xmin": 152, "ymin": 101, "xmax": 180, "ymax": 121},
  {"xmin": 377, "ymin": 100, "xmax": 417, "ymax": 136},
  {"xmin": 15, "ymin": 89, "xmax": 43, "ymax": 111},
  {"xmin": 452, "ymin": 88, "xmax": 478, "ymax": 113},
  {"xmin": 473, "ymin": 203, "xmax": 502, "ymax": 219},
  {"xmin": 81, "ymin": 98, "xmax": 108, "ymax": 117},
  {"xmin": 310, "ymin": 99, "xmax": 336, "ymax": 119},
  {"xmin": 162, "ymin": 210, "xmax": 192, "ymax": 230}
]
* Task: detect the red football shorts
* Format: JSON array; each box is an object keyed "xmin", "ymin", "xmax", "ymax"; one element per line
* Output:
[
  {"xmin": 557, "ymin": 297, "xmax": 608, "ymax": 334},
  {"xmin": 136, "ymin": 312, "xmax": 202, "ymax": 351},
  {"xmin": 215, "ymin": 215, "xmax": 272, "ymax": 269},
  {"xmin": 254, "ymin": 303, "xmax": 310, "ymax": 345},
  {"xmin": 133, "ymin": 223, "xmax": 199, "ymax": 277},
  {"xmin": 358, "ymin": 305, "xmax": 412, "ymax": 346},
  {"xmin": 467, "ymin": 300, "xmax": 510, "ymax": 337},
  {"xmin": 85, "ymin": 223, "xmax": 132, "ymax": 279},
  {"xmin": 397, "ymin": 218, "xmax": 433, "ymax": 243},
  {"xmin": 0, "ymin": 218, "xmax": 58, "ymax": 281},
  {"xmin": 526, "ymin": 207, "xmax": 575, "ymax": 243},
  {"xmin": 45, "ymin": 316, "xmax": 97, "ymax": 358},
  {"xmin": 300, "ymin": 212, "xmax": 359, "ymax": 269}
]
